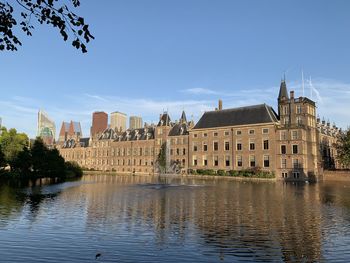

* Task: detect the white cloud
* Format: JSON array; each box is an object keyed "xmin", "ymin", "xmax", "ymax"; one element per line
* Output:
[
  {"xmin": 2, "ymin": 78, "xmax": 350, "ymax": 138},
  {"xmin": 181, "ymin": 87, "xmax": 219, "ymax": 95}
]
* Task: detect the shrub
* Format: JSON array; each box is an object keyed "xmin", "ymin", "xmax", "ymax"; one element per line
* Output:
[
  {"xmin": 217, "ymin": 169, "xmax": 226, "ymax": 176},
  {"xmin": 65, "ymin": 161, "xmax": 83, "ymax": 178}
]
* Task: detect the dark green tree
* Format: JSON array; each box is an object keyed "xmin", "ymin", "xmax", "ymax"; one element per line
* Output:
[
  {"xmin": 0, "ymin": 0, "xmax": 94, "ymax": 52},
  {"xmin": 46, "ymin": 148, "xmax": 65, "ymax": 178},
  {"xmin": 157, "ymin": 142, "xmax": 167, "ymax": 173},
  {"xmin": 334, "ymin": 128, "xmax": 350, "ymax": 168},
  {"xmin": 12, "ymin": 146, "xmax": 32, "ymax": 176},
  {"xmin": 0, "ymin": 127, "xmax": 29, "ymax": 170},
  {"xmin": 0, "ymin": 145, "xmax": 6, "ymax": 171},
  {"xmin": 30, "ymin": 137, "xmax": 48, "ymax": 177}
]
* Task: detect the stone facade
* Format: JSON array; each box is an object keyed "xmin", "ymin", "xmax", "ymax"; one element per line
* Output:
[{"xmin": 57, "ymin": 81, "xmax": 340, "ymax": 181}]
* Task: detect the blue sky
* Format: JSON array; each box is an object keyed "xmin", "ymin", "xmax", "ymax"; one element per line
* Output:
[{"xmin": 1, "ymin": 0, "xmax": 350, "ymax": 138}]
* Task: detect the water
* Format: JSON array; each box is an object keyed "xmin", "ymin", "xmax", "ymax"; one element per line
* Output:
[{"xmin": 1, "ymin": 175, "xmax": 350, "ymax": 262}]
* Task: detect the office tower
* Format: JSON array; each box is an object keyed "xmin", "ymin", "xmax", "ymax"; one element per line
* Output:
[
  {"xmin": 110, "ymin": 111, "xmax": 127, "ymax": 132},
  {"xmin": 37, "ymin": 110, "xmax": 56, "ymax": 145},
  {"xmin": 91, "ymin": 111, "xmax": 108, "ymax": 137},
  {"xmin": 129, "ymin": 116, "xmax": 143, "ymax": 129}
]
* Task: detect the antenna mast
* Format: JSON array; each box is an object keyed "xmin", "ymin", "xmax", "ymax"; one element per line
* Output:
[{"xmin": 301, "ymin": 69, "xmax": 305, "ymax": 97}]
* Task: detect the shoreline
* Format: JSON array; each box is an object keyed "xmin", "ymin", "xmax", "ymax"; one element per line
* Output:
[{"xmin": 83, "ymin": 170, "xmax": 277, "ymax": 182}]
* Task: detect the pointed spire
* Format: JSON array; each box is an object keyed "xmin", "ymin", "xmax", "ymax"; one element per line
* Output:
[
  {"xmin": 278, "ymin": 78, "xmax": 289, "ymax": 102},
  {"xmin": 180, "ymin": 110, "xmax": 187, "ymax": 124}
]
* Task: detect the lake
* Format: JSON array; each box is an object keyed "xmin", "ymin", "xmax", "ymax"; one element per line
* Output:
[{"xmin": 1, "ymin": 174, "xmax": 350, "ymax": 262}]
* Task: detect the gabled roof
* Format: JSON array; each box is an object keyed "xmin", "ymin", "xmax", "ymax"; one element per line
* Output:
[
  {"xmin": 99, "ymin": 128, "xmax": 117, "ymax": 140},
  {"xmin": 157, "ymin": 113, "xmax": 171, "ymax": 126},
  {"xmin": 179, "ymin": 111, "xmax": 187, "ymax": 124},
  {"xmin": 278, "ymin": 80, "xmax": 289, "ymax": 101},
  {"xmin": 169, "ymin": 123, "xmax": 190, "ymax": 136},
  {"xmin": 193, "ymin": 104, "xmax": 278, "ymax": 130},
  {"xmin": 72, "ymin": 121, "xmax": 82, "ymax": 133},
  {"xmin": 113, "ymin": 127, "xmax": 155, "ymax": 142}
]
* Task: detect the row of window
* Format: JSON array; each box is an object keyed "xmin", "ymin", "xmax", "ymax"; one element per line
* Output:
[
  {"xmin": 281, "ymin": 158, "xmax": 302, "ymax": 169},
  {"xmin": 192, "ymin": 155, "xmax": 270, "ymax": 168},
  {"xmin": 281, "ymin": 144, "xmax": 299, "ymax": 154},
  {"xmin": 280, "ymin": 130, "xmax": 299, "ymax": 140},
  {"xmin": 193, "ymin": 140, "xmax": 270, "ymax": 152},
  {"xmin": 170, "ymin": 148, "xmax": 186, "ymax": 155},
  {"xmin": 192, "ymin": 128, "xmax": 269, "ymax": 138}
]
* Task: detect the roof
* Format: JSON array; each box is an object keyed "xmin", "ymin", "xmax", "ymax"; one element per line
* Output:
[
  {"xmin": 179, "ymin": 111, "xmax": 187, "ymax": 124},
  {"xmin": 157, "ymin": 113, "xmax": 171, "ymax": 126},
  {"xmin": 113, "ymin": 127, "xmax": 155, "ymax": 142},
  {"xmin": 193, "ymin": 104, "xmax": 278, "ymax": 130},
  {"xmin": 63, "ymin": 122, "xmax": 70, "ymax": 132},
  {"xmin": 72, "ymin": 121, "xmax": 82, "ymax": 133},
  {"xmin": 169, "ymin": 123, "xmax": 189, "ymax": 136},
  {"xmin": 278, "ymin": 80, "xmax": 289, "ymax": 101},
  {"xmin": 79, "ymin": 137, "xmax": 90, "ymax": 147}
]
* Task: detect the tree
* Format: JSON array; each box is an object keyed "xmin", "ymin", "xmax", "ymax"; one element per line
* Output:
[
  {"xmin": 0, "ymin": 127, "xmax": 29, "ymax": 170},
  {"xmin": 12, "ymin": 146, "xmax": 32, "ymax": 176},
  {"xmin": 157, "ymin": 142, "xmax": 167, "ymax": 173},
  {"xmin": 334, "ymin": 128, "xmax": 350, "ymax": 168},
  {"xmin": 0, "ymin": 0, "xmax": 94, "ymax": 53},
  {"xmin": 0, "ymin": 145, "xmax": 6, "ymax": 171},
  {"xmin": 30, "ymin": 137, "xmax": 48, "ymax": 177}
]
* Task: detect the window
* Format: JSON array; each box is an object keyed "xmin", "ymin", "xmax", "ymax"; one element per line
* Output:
[
  {"xmin": 176, "ymin": 148, "xmax": 180, "ymax": 155},
  {"xmin": 193, "ymin": 156, "xmax": 197, "ymax": 166},
  {"xmin": 203, "ymin": 143, "xmax": 208, "ymax": 151},
  {"xmin": 293, "ymin": 172, "xmax": 300, "ymax": 178},
  {"xmin": 297, "ymin": 117, "xmax": 302, "ymax": 126},
  {"xmin": 280, "ymin": 131, "xmax": 287, "ymax": 140},
  {"xmin": 193, "ymin": 145, "xmax": 198, "ymax": 152},
  {"xmin": 281, "ymin": 158, "xmax": 287, "ymax": 168},
  {"xmin": 282, "ymin": 172, "xmax": 288, "ymax": 178},
  {"xmin": 214, "ymin": 156, "xmax": 219, "ymax": 166},
  {"xmin": 281, "ymin": 145, "xmax": 286, "ymax": 154},
  {"xmin": 203, "ymin": 133, "xmax": 207, "ymax": 137},
  {"xmin": 249, "ymin": 129, "xmax": 255, "ymax": 135},
  {"xmin": 284, "ymin": 118, "xmax": 290, "ymax": 125},
  {"xmin": 263, "ymin": 155, "xmax": 270, "ymax": 167},
  {"xmin": 296, "ymin": 105, "xmax": 302, "ymax": 114},
  {"xmin": 236, "ymin": 130, "xmax": 242, "ymax": 135},
  {"xmin": 213, "ymin": 132, "xmax": 218, "ymax": 137},
  {"xmin": 250, "ymin": 142, "xmax": 255, "ymax": 150},
  {"xmin": 237, "ymin": 143, "xmax": 242, "ymax": 151},
  {"xmin": 183, "ymin": 148, "xmax": 186, "ymax": 155},
  {"xmin": 263, "ymin": 140, "xmax": 269, "ymax": 150},
  {"xmin": 293, "ymin": 159, "xmax": 300, "ymax": 169},
  {"xmin": 224, "ymin": 131, "xmax": 230, "ymax": 136},
  {"xmin": 225, "ymin": 141, "xmax": 230, "ymax": 151},
  {"xmin": 193, "ymin": 133, "xmax": 198, "ymax": 138},
  {"xmin": 213, "ymin": 142, "xmax": 219, "ymax": 151},
  {"xmin": 283, "ymin": 106, "xmax": 288, "ymax": 115},
  {"xmin": 170, "ymin": 149, "xmax": 173, "ymax": 155},
  {"xmin": 262, "ymin": 128, "xmax": 269, "ymax": 134},
  {"xmin": 237, "ymin": 156, "xmax": 242, "ymax": 167},
  {"xmin": 250, "ymin": 156, "xmax": 256, "ymax": 167},
  {"xmin": 225, "ymin": 156, "xmax": 230, "ymax": 167},
  {"xmin": 292, "ymin": 145, "xmax": 298, "ymax": 154},
  {"xmin": 203, "ymin": 157, "xmax": 208, "ymax": 166},
  {"xmin": 292, "ymin": 130, "xmax": 298, "ymax": 140}
]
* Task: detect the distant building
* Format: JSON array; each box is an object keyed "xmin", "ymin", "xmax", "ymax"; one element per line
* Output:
[
  {"xmin": 37, "ymin": 110, "xmax": 56, "ymax": 146},
  {"xmin": 91, "ymin": 111, "xmax": 108, "ymax": 137},
  {"xmin": 110, "ymin": 111, "xmax": 127, "ymax": 132},
  {"xmin": 58, "ymin": 120, "xmax": 82, "ymax": 143},
  {"xmin": 129, "ymin": 116, "xmax": 143, "ymax": 129}
]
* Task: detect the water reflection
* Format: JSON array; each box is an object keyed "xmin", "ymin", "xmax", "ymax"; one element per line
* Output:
[{"xmin": 1, "ymin": 175, "xmax": 350, "ymax": 262}]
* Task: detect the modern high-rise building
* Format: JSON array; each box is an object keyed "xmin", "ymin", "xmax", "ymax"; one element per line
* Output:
[
  {"xmin": 129, "ymin": 116, "xmax": 143, "ymax": 130},
  {"xmin": 37, "ymin": 110, "xmax": 56, "ymax": 145},
  {"xmin": 91, "ymin": 111, "xmax": 108, "ymax": 137},
  {"xmin": 110, "ymin": 111, "xmax": 127, "ymax": 132}
]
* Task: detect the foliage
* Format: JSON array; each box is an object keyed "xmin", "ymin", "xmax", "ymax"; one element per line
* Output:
[
  {"xmin": 190, "ymin": 167, "xmax": 275, "ymax": 179},
  {"xmin": 11, "ymin": 146, "xmax": 32, "ymax": 177},
  {"xmin": 65, "ymin": 161, "xmax": 83, "ymax": 178},
  {"xmin": 157, "ymin": 142, "xmax": 167, "ymax": 172},
  {"xmin": 0, "ymin": 0, "xmax": 94, "ymax": 52},
  {"xmin": 0, "ymin": 145, "xmax": 6, "ymax": 171},
  {"xmin": 0, "ymin": 127, "xmax": 28, "ymax": 169},
  {"xmin": 334, "ymin": 128, "xmax": 350, "ymax": 168}
]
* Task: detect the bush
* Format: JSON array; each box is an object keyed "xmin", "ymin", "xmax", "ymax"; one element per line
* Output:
[
  {"xmin": 65, "ymin": 161, "xmax": 83, "ymax": 178},
  {"xmin": 217, "ymin": 169, "xmax": 226, "ymax": 176}
]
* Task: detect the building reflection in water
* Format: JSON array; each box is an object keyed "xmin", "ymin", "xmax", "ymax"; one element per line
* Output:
[{"xmin": 82, "ymin": 175, "xmax": 323, "ymax": 262}]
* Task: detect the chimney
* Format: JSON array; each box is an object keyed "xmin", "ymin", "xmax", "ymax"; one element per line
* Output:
[
  {"xmin": 218, "ymin": 99, "xmax": 223, "ymax": 110},
  {"xmin": 290, "ymin": 91, "xmax": 294, "ymax": 99}
]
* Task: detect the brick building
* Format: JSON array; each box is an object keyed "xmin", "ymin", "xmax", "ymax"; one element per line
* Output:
[{"xmin": 57, "ymin": 80, "xmax": 340, "ymax": 181}]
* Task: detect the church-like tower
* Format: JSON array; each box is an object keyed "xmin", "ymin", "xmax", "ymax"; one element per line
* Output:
[{"xmin": 276, "ymin": 78, "xmax": 319, "ymax": 180}]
